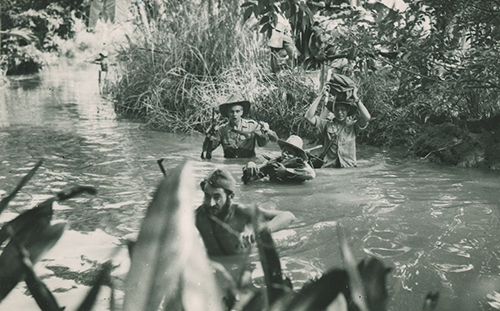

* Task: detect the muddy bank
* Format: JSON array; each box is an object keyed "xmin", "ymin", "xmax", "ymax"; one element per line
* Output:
[{"xmin": 407, "ymin": 115, "xmax": 500, "ymax": 170}]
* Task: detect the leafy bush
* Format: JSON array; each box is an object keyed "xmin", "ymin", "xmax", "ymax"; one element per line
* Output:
[
  {"xmin": 111, "ymin": 0, "xmax": 500, "ymax": 169},
  {"xmin": 2, "ymin": 43, "xmax": 45, "ymax": 75},
  {"xmin": 1, "ymin": 1, "xmax": 78, "ymax": 74}
]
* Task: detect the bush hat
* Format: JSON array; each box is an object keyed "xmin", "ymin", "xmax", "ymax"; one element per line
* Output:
[
  {"xmin": 200, "ymin": 168, "xmax": 236, "ymax": 193},
  {"xmin": 277, "ymin": 135, "xmax": 308, "ymax": 160},
  {"xmin": 219, "ymin": 100, "xmax": 251, "ymax": 118}
]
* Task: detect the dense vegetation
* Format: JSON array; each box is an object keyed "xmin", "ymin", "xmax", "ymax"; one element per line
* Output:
[
  {"xmin": 2, "ymin": 0, "xmax": 500, "ymax": 168},
  {"xmin": 1, "ymin": 0, "xmax": 88, "ymax": 75},
  {"xmin": 110, "ymin": 0, "xmax": 500, "ymax": 169}
]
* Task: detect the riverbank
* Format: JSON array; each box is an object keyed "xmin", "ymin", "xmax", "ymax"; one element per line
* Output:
[{"xmin": 404, "ymin": 118, "xmax": 500, "ymax": 170}]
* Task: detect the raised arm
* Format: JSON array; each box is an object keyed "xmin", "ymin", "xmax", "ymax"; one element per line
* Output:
[
  {"xmin": 305, "ymin": 87, "xmax": 329, "ymax": 125},
  {"xmin": 353, "ymin": 88, "xmax": 371, "ymax": 128},
  {"xmin": 255, "ymin": 121, "xmax": 278, "ymax": 146},
  {"xmin": 208, "ymin": 127, "xmax": 222, "ymax": 151}
]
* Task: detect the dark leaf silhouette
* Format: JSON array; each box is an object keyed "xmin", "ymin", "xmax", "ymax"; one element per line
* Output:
[{"xmin": 0, "ymin": 160, "xmax": 43, "ymax": 215}]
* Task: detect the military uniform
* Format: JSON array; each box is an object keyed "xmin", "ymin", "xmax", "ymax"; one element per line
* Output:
[
  {"xmin": 313, "ymin": 116, "xmax": 368, "ymax": 167},
  {"xmin": 212, "ymin": 118, "xmax": 274, "ymax": 158}
]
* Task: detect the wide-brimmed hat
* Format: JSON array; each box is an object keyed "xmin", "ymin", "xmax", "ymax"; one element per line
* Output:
[
  {"xmin": 219, "ymin": 100, "xmax": 251, "ymax": 118},
  {"xmin": 200, "ymin": 168, "xmax": 236, "ymax": 193},
  {"xmin": 326, "ymin": 98, "xmax": 358, "ymax": 116},
  {"xmin": 277, "ymin": 135, "xmax": 308, "ymax": 160}
]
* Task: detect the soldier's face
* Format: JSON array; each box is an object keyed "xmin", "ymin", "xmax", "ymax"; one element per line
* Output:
[
  {"xmin": 202, "ymin": 184, "xmax": 231, "ymax": 216},
  {"xmin": 229, "ymin": 105, "xmax": 244, "ymax": 123},
  {"xmin": 334, "ymin": 103, "xmax": 349, "ymax": 122},
  {"xmin": 282, "ymin": 147, "xmax": 298, "ymax": 159}
]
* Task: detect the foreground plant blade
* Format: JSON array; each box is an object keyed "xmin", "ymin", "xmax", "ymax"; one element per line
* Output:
[
  {"xmin": 274, "ymin": 267, "xmax": 350, "ymax": 311},
  {"xmin": 337, "ymin": 225, "xmax": 369, "ymax": 311},
  {"xmin": 252, "ymin": 206, "xmax": 292, "ymax": 308},
  {"xmin": 17, "ymin": 243, "xmax": 63, "ymax": 311},
  {"xmin": 270, "ymin": 224, "xmax": 391, "ymax": 311},
  {"xmin": 0, "ymin": 222, "xmax": 66, "ymax": 301},
  {"xmin": 0, "ymin": 159, "xmax": 43, "ymax": 215},
  {"xmin": 123, "ymin": 161, "xmax": 223, "ymax": 311},
  {"xmin": 0, "ymin": 185, "xmax": 97, "ymax": 247},
  {"xmin": 0, "ymin": 199, "xmax": 53, "ymax": 247},
  {"xmin": 76, "ymin": 261, "xmax": 113, "ymax": 311},
  {"xmin": 422, "ymin": 291, "xmax": 439, "ymax": 311}
]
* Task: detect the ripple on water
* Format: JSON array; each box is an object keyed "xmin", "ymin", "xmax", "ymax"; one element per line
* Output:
[
  {"xmin": 252, "ymin": 256, "xmax": 323, "ymax": 290},
  {"xmin": 432, "ymin": 262, "xmax": 474, "ymax": 273},
  {"xmin": 362, "ymin": 235, "xmax": 412, "ymax": 258},
  {"xmin": 487, "ymin": 291, "xmax": 500, "ymax": 310}
]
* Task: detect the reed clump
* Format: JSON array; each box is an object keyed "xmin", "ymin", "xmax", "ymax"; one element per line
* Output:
[{"xmin": 112, "ymin": 1, "xmax": 318, "ymax": 139}]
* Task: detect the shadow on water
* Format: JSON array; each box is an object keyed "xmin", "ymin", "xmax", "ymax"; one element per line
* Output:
[{"xmin": 1, "ymin": 63, "xmax": 500, "ymax": 310}]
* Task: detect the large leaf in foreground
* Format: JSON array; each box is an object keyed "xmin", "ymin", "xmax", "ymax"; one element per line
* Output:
[
  {"xmin": 17, "ymin": 242, "xmax": 64, "ymax": 311},
  {"xmin": 0, "ymin": 185, "xmax": 96, "ymax": 246},
  {"xmin": 252, "ymin": 206, "xmax": 293, "ymax": 308},
  {"xmin": 0, "ymin": 160, "xmax": 42, "ymax": 215},
  {"xmin": 76, "ymin": 261, "xmax": 113, "ymax": 311},
  {"xmin": 123, "ymin": 161, "xmax": 223, "ymax": 311},
  {"xmin": 0, "ymin": 222, "xmax": 66, "ymax": 301}
]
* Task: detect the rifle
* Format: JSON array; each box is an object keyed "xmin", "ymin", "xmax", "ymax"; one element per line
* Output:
[
  {"xmin": 242, "ymin": 155, "xmax": 305, "ymax": 184},
  {"xmin": 305, "ymin": 151, "xmax": 325, "ymax": 169},
  {"xmin": 201, "ymin": 108, "xmax": 215, "ymax": 159}
]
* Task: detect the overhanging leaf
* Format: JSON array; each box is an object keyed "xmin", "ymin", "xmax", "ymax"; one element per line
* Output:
[
  {"xmin": 123, "ymin": 161, "xmax": 223, "ymax": 311},
  {"xmin": 0, "ymin": 222, "xmax": 66, "ymax": 301},
  {"xmin": 0, "ymin": 159, "xmax": 43, "ymax": 215}
]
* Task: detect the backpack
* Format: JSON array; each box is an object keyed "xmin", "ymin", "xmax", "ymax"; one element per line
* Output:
[{"xmin": 328, "ymin": 74, "xmax": 356, "ymax": 94}]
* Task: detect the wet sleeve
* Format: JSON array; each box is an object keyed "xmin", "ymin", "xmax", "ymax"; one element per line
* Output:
[{"xmin": 277, "ymin": 163, "xmax": 316, "ymax": 181}]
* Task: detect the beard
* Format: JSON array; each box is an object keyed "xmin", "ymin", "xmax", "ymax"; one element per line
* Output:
[{"xmin": 206, "ymin": 200, "xmax": 231, "ymax": 217}]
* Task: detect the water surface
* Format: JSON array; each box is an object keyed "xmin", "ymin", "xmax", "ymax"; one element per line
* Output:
[{"xmin": 1, "ymin": 64, "xmax": 500, "ymax": 310}]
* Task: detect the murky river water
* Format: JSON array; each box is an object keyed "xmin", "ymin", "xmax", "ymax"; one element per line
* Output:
[{"xmin": 1, "ymin": 63, "xmax": 500, "ymax": 311}]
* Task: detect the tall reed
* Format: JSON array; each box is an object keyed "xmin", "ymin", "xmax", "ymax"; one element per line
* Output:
[{"xmin": 113, "ymin": 0, "xmax": 319, "ymax": 140}]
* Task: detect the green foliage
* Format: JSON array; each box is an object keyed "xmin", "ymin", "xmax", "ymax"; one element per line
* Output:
[
  {"xmin": 114, "ymin": 0, "xmax": 267, "ymax": 132},
  {"xmin": 1, "ymin": 0, "xmax": 79, "ymax": 74},
  {"xmin": 252, "ymin": 72, "xmax": 318, "ymax": 138},
  {"xmin": 112, "ymin": 0, "xmax": 500, "ymax": 169},
  {"xmin": 2, "ymin": 43, "xmax": 45, "ymax": 75}
]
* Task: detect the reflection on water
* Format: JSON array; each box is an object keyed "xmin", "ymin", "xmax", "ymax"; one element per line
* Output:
[{"xmin": 1, "ymin": 64, "xmax": 500, "ymax": 310}]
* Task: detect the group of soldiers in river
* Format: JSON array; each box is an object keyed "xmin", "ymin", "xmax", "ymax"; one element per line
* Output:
[{"xmin": 195, "ymin": 74, "xmax": 371, "ymax": 257}]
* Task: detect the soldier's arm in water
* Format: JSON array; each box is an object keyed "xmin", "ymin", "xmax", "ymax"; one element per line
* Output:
[
  {"xmin": 257, "ymin": 206, "xmax": 296, "ymax": 232},
  {"xmin": 275, "ymin": 161, "xmax": 316, "ymax": 181},
  {"xmin": 207, "ymin": 126, "xmax": 222, "ymax": 151}
]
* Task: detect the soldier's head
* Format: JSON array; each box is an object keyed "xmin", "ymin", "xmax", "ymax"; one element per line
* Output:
[
  {"xmin": 200, "ymin": 169, "xmax": 236, "ymax": 216},
  {"xmin": 219, "ymin": 101, "xmax": 250, "ymax": 125}
]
